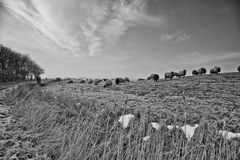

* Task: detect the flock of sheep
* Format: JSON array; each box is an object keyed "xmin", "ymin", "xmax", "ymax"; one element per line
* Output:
[
  {"xmin": 63, "ymin": 65, "xmax": 240, "ymax": 88},
  {"xmin": 143, "ymin": 65, "xmax": 239, "ymax": 82}
]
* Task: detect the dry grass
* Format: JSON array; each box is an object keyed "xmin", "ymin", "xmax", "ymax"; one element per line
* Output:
[{"xmin": 2, "ymin": 72, "xmax": 240, "ymax": 160}]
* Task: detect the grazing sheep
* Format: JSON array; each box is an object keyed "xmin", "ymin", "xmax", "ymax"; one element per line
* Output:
[
  {"xmin": 94, "ymin": 79, "xmax": 102, "ymax": 85},
  {"xmin": 115, "ymin": 78, "xmax": 124, "ymax": 84},
  {"xmin": 164, "ymin": 72, "xmax": 174, "ymax": 80},
  {"xmin": 210, "ymin": 68, "xmax": 215, "ymax": 74},
  {"xmin": 68, "ymin": 80, "xmax": 73, "ymax": 83},
  {"xmin": 210, "ymin": 66, "xmax": 221, "ymax": 74},
  {"xmin": 137, "ymin": 78, "xmax": 145, "ymax": 81},
  {"xmin": 192, "ymin": 70, "xmax": 198, "ymax": 75},
  {"xmin": 214, "ymin": 66, "xmax": 221, "ymax": 73},
  {"xmin": 147, "ymin": 74, "xmax": 159, "ymax": 82},
  {"xmin": 55, "ymin": 77, "xmax": 62, "ymax": 82},
  {"xmin": 123, "ymin": 77, "xmax": 130, "ymax": 82},
  {"xmin": 88, "ymin": 79, "xmax": 93, "ymax": 84},
  {"xmin": 238, "ymin": 66, "xmax": 240, "ymax": 72},
  {"xmin": 197, "ymin": 68, "xmax": 207, "ymax": 75},
  {"xmin": 178, "ymin": 69, "xmax": 186, "ymax": 77},
  {"xmin": 172, "ymin": 72, "xmax": 179, "ymax": 78},
  {"xmin": 104, "ymin": 80, "xmax": 112, "ymax": 88},
  {"xmin": 79, "ymin": 79, "xmax": 85, "ymax": 83}
]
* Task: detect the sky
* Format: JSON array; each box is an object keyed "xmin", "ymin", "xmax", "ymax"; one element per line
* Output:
[{"xmin": 0, "ymin": 0, "xmax": 240, "ymax": 79}]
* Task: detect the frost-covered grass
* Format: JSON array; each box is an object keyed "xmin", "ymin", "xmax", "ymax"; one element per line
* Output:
[{"xmin": 5, "ymin": 82, "xmax": 239, "ymax": 160}]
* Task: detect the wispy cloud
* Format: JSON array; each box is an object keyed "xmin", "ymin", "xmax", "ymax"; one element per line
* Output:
[
  {"xmin": 161, "ymin": 31, "xmax": 191, "ymax": 43},
  {"xmin": 81, "ymin": 0, "xmax": 162, "ymax": 56},
  {"xmin": 2, "ymin": 0, "xmax": 162, "ymax": 56},
  {"xmin": 2, "ymin": 0, "xmax": 82, "ymax": 56}
]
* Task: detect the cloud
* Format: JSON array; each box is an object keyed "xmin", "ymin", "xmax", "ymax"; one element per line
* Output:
[
  {"xmin": 2, "ymin": 0, "xmax": 162, "ymax": 56},
  {"xmin": 161, "ymin": 31, "xmax": 191, "ymax": 43},
  {"xmin": 81, "ymin": 0, "xmax": 162, "ymax": 55},
  {"xmin": 2, "ymin": 0, "xmax": 82, "ymax": 56}
]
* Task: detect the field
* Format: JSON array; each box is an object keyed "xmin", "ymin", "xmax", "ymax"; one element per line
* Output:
[{"xmin": 0, "ymin": 72, "xmax": 240, "ymax": 160}]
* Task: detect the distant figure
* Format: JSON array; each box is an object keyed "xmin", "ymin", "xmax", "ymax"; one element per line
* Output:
[
  {"xmin": 192, "ymin": 70, "xmax": 198, "ymax": 75},
  {"xmin": 104, "ymin": 80, "xmax": 112, "ymax": 88},
  {"xmin": 238, "ymin": 66, "xmax": 240, "ymax": 72},
  {"xmin": 123, "ymin": 77, "xmax": 130, "ymax": 82},
  {"xmin": 197, "ymin": 68, "xmax": 207, "ymax": 75},
  {"xmin": 137, "ymin": 78, "xmax": 145, "ymax": 81},
  {"xmin": 164, "ymin": 72, "xmax": 174, "ymax": 80},
  {"xmin": 94, "ymin": 79, "xmax": 102, "ymax": 85},
  {"xmin": 178, "ymin": 69, "xmax": 186, "ymax": 77},
  {"xmin": 115, "ymin": 78, "xmax": 124, "ymax": 84},
  {"xmin": 36, "ymin": 76, "xmax": 41, "ymax": 84},
  {"xmin": 210, "ymin": 66, "xmax": 221, "ymax": 74},
  {"xmin": 172, "ymin": 72, "xmax": 179, "ymax": 78},
  {"xmin": 202, "ymin": 68, "xmax": 207, "ymax": 74},
  {"xmin": 147, "ymin": 74, "xmax": 159, "ymax": 82}
]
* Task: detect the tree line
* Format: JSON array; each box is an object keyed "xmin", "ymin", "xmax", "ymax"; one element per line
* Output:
[{"xmin": 0, "ymin": 44, "xmax": 44, "ymax": 82}]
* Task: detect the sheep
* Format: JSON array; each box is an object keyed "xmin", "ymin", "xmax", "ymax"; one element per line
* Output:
[
  {"xmin": 147, "ymin": 74, "xmax": 159, "ymax": 82},
  {"xmin": 79, "ymin": 79, "xmax": 85, "ymax": 83},
  {"xmin": 172, "ymin": 72, "xmax": 179, "ymax": 78},
  {"xmin": 103, "ymin": 80, "xmax": 112, "ymax": 88},
  {"xmin": 238, "ymin": 66, "xmax": 240, "ymax": 72},
  {"xmin": 197, "ymin": 68, "xmax": 207, "ymax": 75},
  {"xmin": 164, "ymin": 72, "xmax": 174, "ymax": 80},
  {"xmin": 192, "ymin": 70, "xmax": 198, "ymax": 75},
  {"xmin": 210, "ymin": 66, "xmax": 221, "ymax": 74},
  {"xmin": 178, "ymin": 69, "xmax": 186, "ymax": 77},
  {"xmin": 87, "ymin": 79, "xmax": 93, "ymax": 84},
  {"xmin": 55, "ymin": 77, "xmax": 62, "ymax": 82},
  {"xmin": 214, "ymin": 66, "xmax": 221, "ymax": 73},
  {"xmin": 94, "ymin": 79, "xmax": 102, "ymax": 85},
  {"xmin": 68, "ymin": 80, "xmax": 73, "ymax": 83},
  {"xmin": 123, "ymin": 77, "xmax": 130, "ymax": 82},
  {"xmin": 115, "ymin": 78, "xmax": 124, "ymax": 84},
  {"xmin": 210, "ymin": 68, "xmax": 215, "ymax": 74}
]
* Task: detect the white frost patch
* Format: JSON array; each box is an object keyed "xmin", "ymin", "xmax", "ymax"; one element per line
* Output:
[
  {"xmin": 143, "ymin": 135, "xmax": 151, "ymax": 141},
  {"xmin": 118, "ymin": 114, "xmax": 134, "ymax": 128},
  {"xmin": 180, "ymin": 124, "xmax": 199, "ymax": 141},
  {"xmin": 219, "ymin": 130, "xmax": 240, "ymax": 140},
  {"xmin": 167, "ymin": 125, "xmax": 179, "ymax": 130},
  {"xmin": 151, "ymin": 122, "xmax": 161, "ymax": 130}
]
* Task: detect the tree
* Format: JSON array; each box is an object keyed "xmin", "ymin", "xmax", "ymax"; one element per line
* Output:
[{"xmin": 0, "ymin": 43, "xmax": 44, "ymax": 82}]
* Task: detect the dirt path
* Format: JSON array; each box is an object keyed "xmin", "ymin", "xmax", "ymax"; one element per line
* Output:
[
  {"xmin": 0, "ymin": 86, "xmax": 51, "ymax": 160},
  {"xmin": 0, "ymin": 88, "xmax": 12, "ymax": 131},
  {"xmin": 0, "ymin": 88, "xmax": 14, "ymax": 159}
]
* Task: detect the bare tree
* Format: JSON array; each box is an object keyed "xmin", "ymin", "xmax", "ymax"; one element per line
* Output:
[{"xmin": 0, "ymin": 44, "xmax": 44, "ymax": 82}]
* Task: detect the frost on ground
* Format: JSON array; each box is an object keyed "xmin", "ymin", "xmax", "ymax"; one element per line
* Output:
[
  {"xmin": 180, "ymin": 124, "xmax": 199, "ymax": 141},
  {"xmin": 118, "ymin": 114, "xmax": 134, "ymax": 128},
  {"xmin": 219, "ymin": 130, "xmax": 240, "ymax": 140}
]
